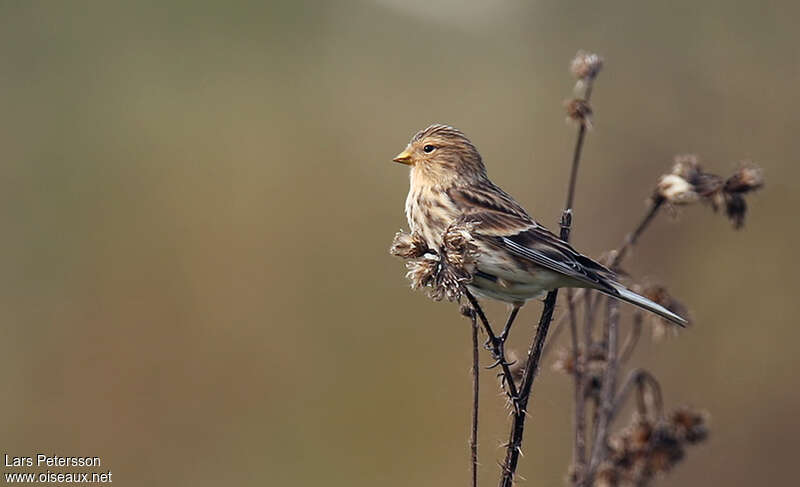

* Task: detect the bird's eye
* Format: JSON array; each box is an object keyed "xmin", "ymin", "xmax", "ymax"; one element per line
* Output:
[{"xmin": 423, "ymin": 145, "xmax": 436, "ymax": 153}]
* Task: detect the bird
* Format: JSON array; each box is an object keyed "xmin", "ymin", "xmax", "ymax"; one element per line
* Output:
[{"xmin": 392, "ymin": 124, "xmax": 686, "ymax": 326}]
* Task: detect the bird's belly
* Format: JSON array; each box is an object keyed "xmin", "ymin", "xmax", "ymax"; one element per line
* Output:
[{"xmin": 468, "ymin": 247, "xmax": 568, "ymax": 304}]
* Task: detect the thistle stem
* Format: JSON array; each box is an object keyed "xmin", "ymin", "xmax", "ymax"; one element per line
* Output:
[
  {"xmin": 464, "ymin": 290, "xmax": 519, "ymax": 399},
  {"xmin": 469, "ymin": 312, "xmax": 480, "ymax": 487}
]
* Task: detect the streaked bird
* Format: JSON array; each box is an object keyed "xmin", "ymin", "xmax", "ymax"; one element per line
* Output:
[{"xmin": 393, "ymin": 124, "xmax": 686, "ymax": 326}]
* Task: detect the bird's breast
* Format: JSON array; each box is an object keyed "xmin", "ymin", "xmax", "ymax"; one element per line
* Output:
[{"xmin": 405, "ymin": 184, "xmax": 459, "ymax": 249}]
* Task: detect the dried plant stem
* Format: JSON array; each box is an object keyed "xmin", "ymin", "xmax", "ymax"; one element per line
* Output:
[
  {"xmin": 587, "ymin": 300, "xmax": 621, "ymax": 477},
  {"xmin": 498, "ymin": 65, "xmax": 598, "ymax": 487},
  {"xmin": 464, "ymin": 290, "xmax": 519, "ymax": 399},
  {"xmin": 619, "ymin": 312, "xmax": 644, "ymax": 364},
  {"xmin": 544, "ymin": 197, "xmax": 665, "ymax": 357},
  {"xmin": 499, "ymin": 289, "xmax": 559, "ymax": 487},
  {"xmin": 562, "ymin": 72, "xmax": 597, "ymax": 484},
  {"xmin": 612, "ymin": 369, "xmax": 664, "ymax": 423},
  {"xmin": 470, "ymin": 312, "xmax": 480, "ymax": 487},
  {"xmin": 568, "ymin": 290, "xmax": 587, "ymax": 481},
  {"xmin": 611, "ymin": 198, "xmax": 664, "ymax": 269}
]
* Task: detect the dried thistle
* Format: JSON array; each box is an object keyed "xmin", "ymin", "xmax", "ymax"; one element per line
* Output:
[
  {"xmin": 390, "ymin": 222, "xmax": 480, "ymax": 302},
  {"xmin": 566, "ymin": 98, "xmax": 593, "ymax": 128},
  {"xmin": 652, "ymin": 155, "xmax": 763, "ymax": 228},
  {"xmin": 601, "ymin": 408, "xmax": 709, "ymax": 486},
  {"xmin": 670, "ymin": 406, "xmax": 709, "ymax": 444},
  {"xmin": 571, "ymin": 50, "xmax": 604, "ymax": 80},
  {"xmin": 390, "ymin": 230, "xmax": 428, "ymax": 259},
  {"xmin": 724, "ymin": 163, "xmax": 764, "ymax": 194}
]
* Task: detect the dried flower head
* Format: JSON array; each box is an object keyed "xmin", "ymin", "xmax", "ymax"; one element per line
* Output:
[
  {"xmin": 605, "ymin": 407, "xmax": 709, "ymax": 485},
  {"xmin": 441, "ymin": 220, "xmax": 480, "ymax": 272},
  {"xmin": 390, "ymin": 230, "xmax": 428, "ymax": 259},
  {"xmin": 654, "ymin": 174, "xmax": 699, "ymax": 205},
  {"xmin": 724, "ymin": 193, "xmax": 747, "ymax": 229},
  {"xmin": 565, "ymin": 98, "xmax": 593, "ymax": 128},
  {"xmin": 571, "ymin": 50, "xmax": 603, "ymax": 80},
  {"xmin": 720, "ymin": 162, "xmax": 764, "ymax": 229},
  {"xmin": 724, "ymin": 162, "xmax": 764, "ymax": 194},
  {"xmin": 652, "ymin": 155, "xmax": 763, "ymax": 228},
  {"xmin": 593, "ymin": 462, "xmax": 619, "ymax": 487},
  {"xmin": 391, "ymin": 221, "xmax": 480, "ymax": 302},
  {"xmin": 670, "ymin": 406, "xmax": 709, "ymax": 444}
]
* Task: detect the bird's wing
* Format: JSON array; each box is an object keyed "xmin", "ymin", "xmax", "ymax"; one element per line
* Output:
[{"xmin": 447, "ymin": 184, "xmax": 616, "ymax": 292}]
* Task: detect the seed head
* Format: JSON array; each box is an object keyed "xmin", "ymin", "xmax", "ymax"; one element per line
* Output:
[
  {"xmin": 654, "ymin": 174, "xmax": 699, "ymax": 205},
  {"xmin": 724, "ymin": 162, "xmax": 764, "ymax": 194},
  {"xmin": 390, "ymin": 230, "xmax": 428, "ymax": 259},
  {"xmin": 392, "ymin": 221, "xmax": 480, "ymax": 302},
  {"xmin": 565, "ymin": 98, "xmax": 593, "ymax": 128},
  {"xmin": 570, "ymin": 50, "xmax": 603, "ymax": 80}
]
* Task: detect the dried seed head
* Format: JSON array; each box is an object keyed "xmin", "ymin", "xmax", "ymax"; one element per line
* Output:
[
  {"xmin": 594, "ymin": 462, "xmax": 619, "ymax": 487},
  {"xmin": 570, "ymin": 50, "xmax": 603, "ymax": 80},
  {"xmin": 607, "ymin": 406, "xmax": 709, "ymax": 485},
  {"xmin": 395, "ymin": 221, "xmax": 480, "ymax": 302},
  {"xmin": 441, "ymin": 220, "xmax": 480, "ymax": 271},
  {"xmin": 724, "ymin": 193, "xmax": 747, "ymax": 229},
  {"xmin": 725, "ymin": 162, "xmax": 764, "ymax": 194},
  {"xmin": 390, "ymin": 230, "xmax": 429, "ymax": 259},
  {"xmin": 405, "ymin": 253, "xmax": 439, "ymax": 291},
  {"xmin": 670, "ymin": 154, "xmax": 701, "ymax": 180},
  {"xmin": 654, "ymin": 174, "xmax": 699, "ymax": 205},
  {"xmin": 565, "ymin": 98, "xmax": 593, "ymax": 128},
  {"xmin": 670, "ymin": 406, "xmax": 710, "ymax": 444}
]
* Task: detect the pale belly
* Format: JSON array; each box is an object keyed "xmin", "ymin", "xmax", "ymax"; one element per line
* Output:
[{"xmin": 467, "ymin": 240, "xmax": 574, "ymax": 304}]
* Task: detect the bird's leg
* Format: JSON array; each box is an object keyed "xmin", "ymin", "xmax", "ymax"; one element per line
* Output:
[
  {"xmin": 464, "ymin": 290, "xmax": 519, "ymax": 399},
  {"xmin": 486, "ymin": 305, "xmax": 521, "ymax": 370},
  {"xmin": 499, "ymin": 305, "xmax": 521, "ymax": 343}
]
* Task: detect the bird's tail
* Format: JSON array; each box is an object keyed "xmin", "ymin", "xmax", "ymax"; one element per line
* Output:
[{"xmin": 599, "ymin": 283, "xmax": 687, "ymax": 327}]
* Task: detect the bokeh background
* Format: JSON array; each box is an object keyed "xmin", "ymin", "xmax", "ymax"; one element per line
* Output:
[{"xmin": 1, "ymin": 1, "xmax": 798, "ymax": 485}]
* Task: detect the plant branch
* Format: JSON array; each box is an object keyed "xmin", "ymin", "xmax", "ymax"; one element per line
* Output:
[
  {"xmin": 469, "ymin": 311, "xmax": 480, "ymax": 487},
  {"xmin": 610, "ymin": 198, "xmax": 664, "ymax": 269},
  {"xmin": 498, "ymin": 289, "xmax": 559, "ymax": 487},
  {"xmin": 609, "ymin": 368, "xmax": 664, "ymax": 424},
  {"xmin": 497, "ymin": 56, "xmax": 599, "ymax": 487},
  {"xmin": 587, "ymin": 299, "xmax": 621, "ymax": 477},
  {"xmin": 464, "ymin": 289, "xmax": 519, "ymax": 399}
]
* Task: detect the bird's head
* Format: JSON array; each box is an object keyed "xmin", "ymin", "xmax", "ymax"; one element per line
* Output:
[{"xmin": 393, "ymin": 124, "xmax": 487, "ymax": 186}]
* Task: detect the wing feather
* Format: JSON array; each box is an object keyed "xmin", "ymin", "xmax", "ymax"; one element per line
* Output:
[{"xmin": 447, "ymin": 183, "xmax": 615, "ymax": 292}]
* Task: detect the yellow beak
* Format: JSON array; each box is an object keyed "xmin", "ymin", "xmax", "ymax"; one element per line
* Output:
[{"xmin": 393, "ymin": 149, "xmax": 413, "ymax": 165}]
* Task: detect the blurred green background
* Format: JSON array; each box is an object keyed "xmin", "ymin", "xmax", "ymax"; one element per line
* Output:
[{"xmin": 1, "ymin": 1, "xmax": 797, "ymax": 485}]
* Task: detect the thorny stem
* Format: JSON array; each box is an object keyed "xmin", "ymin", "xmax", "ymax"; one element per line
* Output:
[
  {"xmin": 499, "ymin": 289, "xmax": 559, "ymax": 487},
  {"xmin": 470, "ymin": 312, "xmax": 480, "ymax": 487},
  {"xmin": 464, "ymin": 290, "xmax": 519, "ymax": 399}
]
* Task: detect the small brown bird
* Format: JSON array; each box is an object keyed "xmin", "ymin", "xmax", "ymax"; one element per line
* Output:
[{"xmin": 393, "ymin": 124, "xmax": 686, "ymax": 326}]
